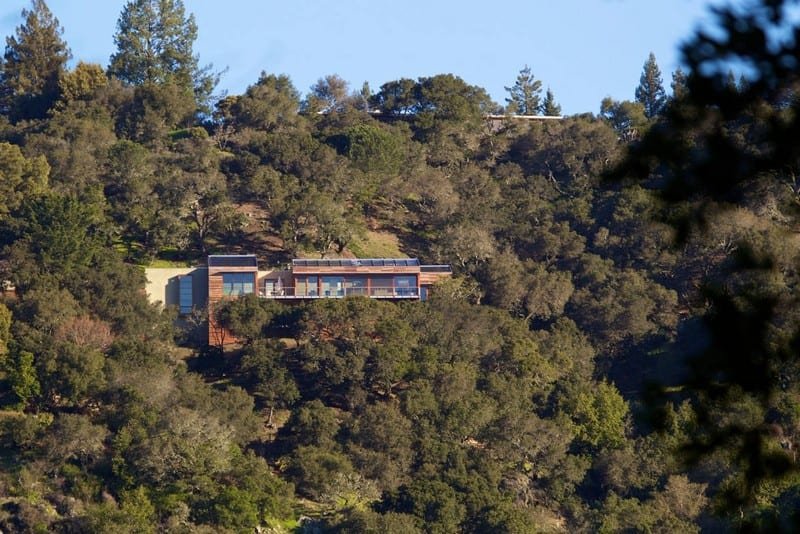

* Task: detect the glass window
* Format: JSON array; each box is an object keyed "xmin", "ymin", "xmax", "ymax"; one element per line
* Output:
[
  {"xmin": 222, "ymin": 272, "xmax": 255, "ymax": 296},
  {"xmin": 179, "ymin": 275, "xmax": 193, "ymax": 313},
  {"xmin": 263, "ymin": 278, "xmax": 285, "ymax": 296},
  {"xmin": 321, "ymin": 276, "xmax": 344, "ymax": 297},
  {"xmin": 345, "ymin": 276, "xmax": 367, "ymax": 296},
  {"xmin": 371, "ymin": 275, "xmax": 393, "ymax": 296},
  {"xmin": 394, "ymin": 275, "xmax": 418, "ymax": 296},
  {"xmin": 296, "ymin": 276, "xmax": 318, "ymax": 296}
]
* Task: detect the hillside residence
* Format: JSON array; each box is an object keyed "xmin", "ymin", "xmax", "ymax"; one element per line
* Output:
[{"xmin": 144, "ymin": 255, "xmax": 452, "ymax": 345}]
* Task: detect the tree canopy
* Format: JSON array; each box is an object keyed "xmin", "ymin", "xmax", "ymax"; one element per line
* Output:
[
  {"xmin": 0, "ymin": 0, "xmax": 799, "ymax": 531},
  {"xmin": 635, "ymin": 52, "xmax": 667, "ymax": 118},
  {"xmin": 0, "ymin": 0, "xmax": 70, "ymax": 120},
  {"xmin": 108, "ymin": 0, "xmax": 216, "ymax": 108}
]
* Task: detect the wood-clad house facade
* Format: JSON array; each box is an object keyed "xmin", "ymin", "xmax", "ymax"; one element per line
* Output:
[
  {"xmin": 207, "ymin": 255, "xmax": 260, "ymax": 346},
  {"xmin": 155, "ymin": 255, "xmax": 452, "ymax": 346},
  {"xmin": 262, "ymin": 258, "xmax": 441, "ymax": 300}
]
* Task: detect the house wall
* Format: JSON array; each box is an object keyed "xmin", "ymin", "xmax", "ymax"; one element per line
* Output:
[
  {"xmin": 420, "ymin": 271, "xmax": 450, "ymax": 286},
  {"xmin": 145, "ymin": 260, "xmax": 451, "ymax": 347},
  {"xmin": 144, "ymin": 267, "xmax": 208, "ymax": 309},
  {"xmin": 207, "ymin": 265, "xmax": 259, "ymax": 346}
]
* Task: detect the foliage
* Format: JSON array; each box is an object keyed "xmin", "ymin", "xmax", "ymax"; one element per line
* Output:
[
  {"xmin": 635, "ymin": 52, "xmax": 667, "ymax": 118},
  {"xmin": 109, "ymin": 0, "xmax": 216, "ymax": 109},
  {"xmin": 0, "ymin": 0, "xmax": 70, "ymax": 120},
  {"xmin": 541, "ymin": 87, "xmax": 561, "ymax": 116},
  {"xmin": 58, "ymin": 61, "xmax": 108, "ymax": 103},
  {"xmin": 1, "ymin": 1, "xmax": 798, "ymax": 530},
  {"xmin": 0, "ymin": 141, "xmax": 49, "ymax": 220},
  {"xmin": 505, "ymin": 65, "xmax": 543, "ymax": 115}
]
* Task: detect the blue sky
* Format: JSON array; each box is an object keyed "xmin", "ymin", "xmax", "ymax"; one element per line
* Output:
[{"xmin": 0, "ymin": 0, "xmax": 723, "ymax": 115}]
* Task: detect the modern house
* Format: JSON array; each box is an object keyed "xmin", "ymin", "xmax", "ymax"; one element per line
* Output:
[{"xmin": 144, "ymin": 255, "xmax": 452, "ymax": 345}]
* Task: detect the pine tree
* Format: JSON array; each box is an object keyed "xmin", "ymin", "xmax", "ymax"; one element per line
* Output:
[
  {"xmin": 108, "ymin": 0, "xmax": 216, "ymax": 108},
  {"xmin": 725, "ymin": 69, "xmax": 738, "ymax": 91},
  {"xmin": 540, "ymin": 87, "xmax": 562, "ymax": 116},
  {"xmin": 0, "ymin": 0, "xmax": 70, "ymax": 120},
  {"xmin": 635, "ymin": 52, "xmax": 666, "ymax": 118},
  {"xmin": 670, "ymin": 67, "xmax": 688, "ymax": 100},
  {"xmin": 356, "ymin": 81, "xmax": 372, "ymax": 111},
  {"xmin": 505, "ymin": 65, "xmax": 542, "ymax": 115}
]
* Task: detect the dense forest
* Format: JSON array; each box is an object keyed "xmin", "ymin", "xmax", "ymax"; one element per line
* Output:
[{"xmin": 1, "ymin": 0, "xmax": 800, "ymax": 532}]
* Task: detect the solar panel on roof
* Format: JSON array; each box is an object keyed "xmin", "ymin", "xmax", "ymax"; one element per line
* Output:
[
  {"xmin": 208, "ymin": 255, "xmax": 258, "ymax": 267},
  {"xmin": 290, "ymin": 258, "xmax": 420, "ymax": 267}
]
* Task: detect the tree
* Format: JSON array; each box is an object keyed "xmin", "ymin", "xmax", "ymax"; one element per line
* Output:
[
  {"xmin": 38, "ymin": 342, "xmax": 106, "ymax": 407},
  {"xmin": 84, "ymin": 487, "xmax": 156, "ymax": 534},
  {"xmin": 108, "ymin": 0, "xmax": 216, "ymax": 108},
  {"xmin": 337, "ymin": 123, "xmax": 404, "ymax": 175},
  {"xmin": 600, "ymin": 97, "xmax": 649, "ymax": 142},
  {"xmin": 540, "ymin": 87, "xmax": 561, "ymax": 116},
  {"xmin": 416, "ymin": 74, "xmax": 495, "ymax": 124},
  {"xmin": 671, "ymin": 67, "xmax": 688, "ymax": 100},
  {"xmin": 509, "ymin": 115, "xmax": 620, "ymax": 194},
  {"xmin": 7, "ymin": 350, "xmax": 40, "ymax": 408},
  {"xmin": 304, "ymin": 74, "xmax": 350, "ymax": 113},
  {"xmin": 371, "ymin": 78, "xmax": 417, "ymax": 116},
  {"xmin": 7, "ymin": 194, "xmax": 105, "ymax": 288},
  {"xmin": 0, "ymin": 0, "xmax": 70, "ymax": 120},
  {"xmin": 58, "ymin": 62, "xmax": 108, "ymax": 103},
  {"xmin": 355, "ymin": 80, "xmax": 372, "ymax": 111},
  {"xmin": 610, "ymin": 0, "xmax": 800, "ymax": 518},
  {"xmin": 0, "ymin": 302, "xmax": 10, "ymax": 358},
  {"xmin": 0, "ymin": 142, "xmax": 49, "ymax": 220},
  {"xmin": 505, "ymin": 65, "xmax": 542, "ymax": 115},
  {"xmin": 567, "ymin": 381, "xmax": 629, "ymax": 450},
  {"xmin": 224, "ymin": 72, "xmax": 301, "ymax": 132},
  {"xmin": 240, "ymin": 340, "xmax": 299, "ymax": 410},
  {"xmin": 635, "ymin": 52, "xmax": 667, "ymax": 118}
]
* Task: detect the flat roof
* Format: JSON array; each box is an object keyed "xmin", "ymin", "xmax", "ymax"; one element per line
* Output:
[
  {"xmin": 292, "ymin": 258, "xmax": 420, "ymax": 267},
  {"xmin": 208, "ymin": 255, "xmax": 258, "ymax": 268}
]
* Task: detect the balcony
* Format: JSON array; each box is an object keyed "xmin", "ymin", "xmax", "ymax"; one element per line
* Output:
[{"xmin": 259, "ymin": 286, "xmax": 420, "ymax": 299}]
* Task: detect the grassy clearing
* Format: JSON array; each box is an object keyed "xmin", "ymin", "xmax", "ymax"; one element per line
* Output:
[
  {"xmin": 146, "ymin": 258, "xmax": 194, "ymax": 268},
  {"xmin": 348, "ymin": 230, "xmax": 405, "ymax": 258}
]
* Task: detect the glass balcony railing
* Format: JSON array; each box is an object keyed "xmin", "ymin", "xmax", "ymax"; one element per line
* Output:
[{"xmin": 259, "ymin": 286, "xmax": 420, "ymax": 299}]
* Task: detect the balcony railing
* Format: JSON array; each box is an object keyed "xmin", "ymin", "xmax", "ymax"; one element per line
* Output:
[{"xmin": 259, "ymin": 286, "xmax": 420, "ymax": 299}]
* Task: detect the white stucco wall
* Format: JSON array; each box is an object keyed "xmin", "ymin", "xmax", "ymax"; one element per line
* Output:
[{"xmin": 144, "ymin": 267, "xmax": 207, "ymax": 308}]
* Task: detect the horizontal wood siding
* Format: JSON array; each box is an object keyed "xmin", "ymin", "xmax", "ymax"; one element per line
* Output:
[
  {"xmin": 208, "ymin": 266, "xmax": 259, "ymax": 274},
  {"xmin": 208, "ymin": 268, "xmax": 257, "ymax": 346},
  {"xmin": 208, "ymin": 273, "xmax": 224, "ymax": 301}
]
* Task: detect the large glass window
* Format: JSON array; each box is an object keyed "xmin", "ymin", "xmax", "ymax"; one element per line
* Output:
[
  {"xmin": 345, "ymin": 276, "xmax": 367, "ymax": 296},
  {"xmin": 371, "ymin": 276, "xmax": 393, "ymax": 297},
  {"xmin": 296, "ymin": 276, "xmax": 318, "ymax": 296},
  {"xmin": 321, "ymin": 276, "xmax": 344, "ymax": 297},
  {"xmin": 394, "ymin": 275, "xmax": 418, "ymax": 296},
  {"xmin": 222, "ymin": 272, "xmax": 254, "ymax": 296}
]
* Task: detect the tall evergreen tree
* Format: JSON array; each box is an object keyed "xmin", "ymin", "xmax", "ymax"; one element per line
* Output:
[
  {"xmin": 540, "ymin": 87, "xmax": 562, "ymax": 116},
  {"xmin": 355, "ymin": 81, "xmax": 372, "ymax": 111},
  {"xmin": 108, "ymin": 0, "xmax": 216, "ymax": 108},
  {"xmin": 635, "ymin": 52, "xmax": 667, "ymax": 118},
  {"xmin": 670, "ymin": 67, "xmax": 688, "ymax": 100},
  {"xmin": 505, "ymin": 65, "xmax": 542, "ymax": 115},
  {"xmin": 0, "ymin": 0, "xmax": 70, "ymax": 120}
]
